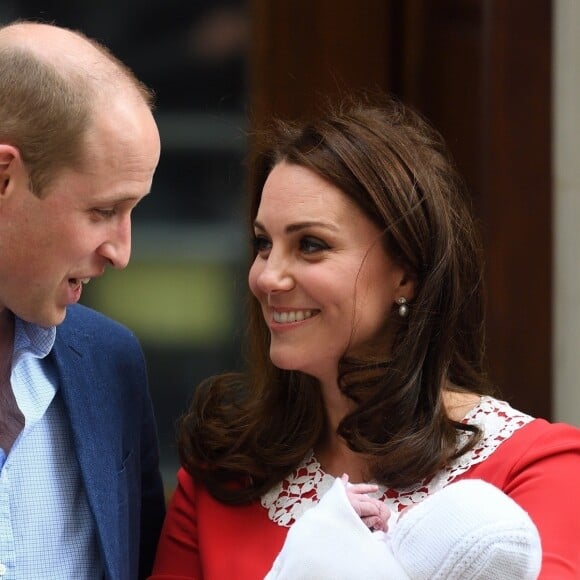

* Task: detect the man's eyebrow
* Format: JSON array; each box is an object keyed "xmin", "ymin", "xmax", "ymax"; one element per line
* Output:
[
  {"xmin": 95, "ymin": 192, "xmax": 150, "ymax": 204},
  {"xmin": 253, "ymin": 220, "xmax": 339, "ymax": 233}
]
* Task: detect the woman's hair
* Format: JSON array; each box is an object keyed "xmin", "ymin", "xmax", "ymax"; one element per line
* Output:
[
  {"xmin": 179, "ymin": 94, "xmax": 495, "ymax": 504},
  {"xmin": 0, "ymin": 23, "xmax": 154, "ymax": 196}
]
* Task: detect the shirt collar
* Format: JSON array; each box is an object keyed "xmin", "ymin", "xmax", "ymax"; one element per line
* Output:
[{"xmin": 13, "ymin": 316, "xmax": 56, "ymax": 360}]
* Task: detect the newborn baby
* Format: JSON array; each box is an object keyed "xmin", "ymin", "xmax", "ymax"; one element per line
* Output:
[{"xmin": 266, "ymin": 477, "xmax": 542, "ymax": 580}]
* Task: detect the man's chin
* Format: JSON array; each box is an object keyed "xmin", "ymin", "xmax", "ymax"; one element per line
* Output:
[
  {"xmin": 30, "ymin": 306, "xmax": 68, "ymax": 328},
  {"xmin": 50, "ymin": 307, "xmax": 68, "ymax": 327}
]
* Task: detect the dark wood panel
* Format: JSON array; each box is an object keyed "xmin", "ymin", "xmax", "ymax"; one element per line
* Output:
[
  {"xmin": 480, "ymin": 0, "xmax": 552, "ymax": 417},
  {"xmin": 400, "ymin": 0, "xmax": 484, "ymax": 204},
  {"xmin": 249, "ymin": 0, "xmax": 392, "ymax": 126},
  {"xmin": 396, "ymin": 0, "xmax": 552, "ymax": 418}
]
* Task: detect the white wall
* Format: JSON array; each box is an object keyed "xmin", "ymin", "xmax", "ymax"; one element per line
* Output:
[{"xmin": 553, "ymin": 0, "xmax": 580, "ymax": 426}]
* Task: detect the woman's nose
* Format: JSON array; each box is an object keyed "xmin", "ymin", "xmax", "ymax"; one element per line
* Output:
[{"xmin": 253, "ymin": 254, "xmax": 295, "ymax": 294}]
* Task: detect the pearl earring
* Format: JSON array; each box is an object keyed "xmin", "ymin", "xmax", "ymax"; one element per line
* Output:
[{"xmin": 397, "ymin": 297, "xmax": 409, "ymax": 317}]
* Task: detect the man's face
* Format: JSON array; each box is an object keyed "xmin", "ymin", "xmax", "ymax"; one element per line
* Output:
[{"xmin": 0, "ymin": 99, "xmax": 160, "ymax": 327}]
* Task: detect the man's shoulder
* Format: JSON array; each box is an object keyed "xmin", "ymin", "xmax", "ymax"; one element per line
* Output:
[
  {"xmin": 58, "ymin": 303, "xmax": 138, "ymax": 345},
  {"xmin": 54, "ymin": 305, "xmax": 146, "ymax": 376}
]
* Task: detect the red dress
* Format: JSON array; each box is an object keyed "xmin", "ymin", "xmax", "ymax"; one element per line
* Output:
[{"xmin": 150, "ymin": 398, "xmax": 580, "ymax": 579}]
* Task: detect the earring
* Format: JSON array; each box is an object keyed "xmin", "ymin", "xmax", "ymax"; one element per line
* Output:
[{"xmin": 397, "ymin": 297, "xmax": 409, "ymax": 318}]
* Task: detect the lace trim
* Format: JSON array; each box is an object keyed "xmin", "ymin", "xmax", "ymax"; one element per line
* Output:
[{"xmin": 260, "ymin": 396, "xmax": 534, "ymax": 527}]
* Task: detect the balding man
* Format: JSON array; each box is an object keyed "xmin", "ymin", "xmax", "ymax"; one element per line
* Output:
[{"xmin": 0, "ymin": 21, "xmax": 165, "ymax": 579}]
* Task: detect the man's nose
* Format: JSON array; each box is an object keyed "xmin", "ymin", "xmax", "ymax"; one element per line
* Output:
[{"xmin": 98, "ymin": 219, "xmax": 132, "ymax": 269}]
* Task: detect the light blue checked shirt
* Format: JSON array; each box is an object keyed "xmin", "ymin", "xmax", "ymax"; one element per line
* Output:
[{"xmin": 0, "ymin": 317, "xmax": 103, "ymax": 579}]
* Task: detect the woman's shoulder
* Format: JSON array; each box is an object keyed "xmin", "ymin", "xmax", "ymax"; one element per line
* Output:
[
  {"xmin": 438, "ymin": 396, "xmax": 536, "ymax": 476},
  {"xmin": 467, "ymin": 413, "xmax": 580, "ymax": 469},
  {"xmin": 462, "ymin": 395, "xmax": 580, "ymax": 456},
  {"xmin": 457, "ymin": 397, "xmax": 580, "ymax": 483},
  {"xmin": 384, "ymin": 397, "xmax": 578, "ymax": 510}
]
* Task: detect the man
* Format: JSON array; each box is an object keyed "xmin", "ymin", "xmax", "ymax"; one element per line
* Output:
[{"xmin": 0, "ymin": 21, "xmax": 165, "ymax": 579}]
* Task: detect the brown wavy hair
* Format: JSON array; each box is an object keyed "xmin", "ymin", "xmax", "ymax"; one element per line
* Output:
[{"xmin": 179, "ymin": 94, "xmax": 495, "ymax": 504}]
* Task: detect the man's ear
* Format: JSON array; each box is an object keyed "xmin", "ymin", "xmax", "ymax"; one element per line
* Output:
[{"xmin": 0, "ymin": 144, "xmax": 24, "ymax": 198}]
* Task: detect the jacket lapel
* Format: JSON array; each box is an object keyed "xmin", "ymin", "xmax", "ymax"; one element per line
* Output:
[{"xmin": 50, "ymin": 325, "xmax": 122, "ymax": 580}]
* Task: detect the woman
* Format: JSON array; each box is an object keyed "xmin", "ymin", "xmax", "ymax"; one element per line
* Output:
[{"xmin": 150, "ymin": 96, "xmax": 580, "ymax": 578}]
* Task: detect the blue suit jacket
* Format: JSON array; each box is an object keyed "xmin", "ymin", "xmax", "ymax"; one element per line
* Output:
[{"xmin": 49, "ymin": 304, "xmax": 166, "ymax": 579}]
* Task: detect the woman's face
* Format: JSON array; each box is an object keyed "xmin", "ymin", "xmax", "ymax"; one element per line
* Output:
[{"xmin": 249, "ymin": 162, "xmax": 411, "ymax": 384}]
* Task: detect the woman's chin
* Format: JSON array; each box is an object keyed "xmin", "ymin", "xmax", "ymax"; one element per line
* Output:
[{"xmin": 269, "ymin": 351, "xmax": 304, "ymax": 372}]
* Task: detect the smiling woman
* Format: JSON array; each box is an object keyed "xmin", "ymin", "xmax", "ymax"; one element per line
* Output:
[
  {"xmin": 150, "ymin": 95, "xmax": 580, "ymax": 579},
  {"xmin": 248, "ymin": 161, "xmax": 411, "ymax": 385}
]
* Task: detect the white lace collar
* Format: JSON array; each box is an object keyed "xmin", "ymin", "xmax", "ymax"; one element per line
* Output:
[{"xmin": 260, "ymin": 396, "xmax": 534, "ymax": 527}]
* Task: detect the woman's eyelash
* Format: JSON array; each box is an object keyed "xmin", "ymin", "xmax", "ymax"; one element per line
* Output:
[
  {"xmin": 251, "ymin": 234, "xmax": 329, "ymax": 254},
  {"xmin": 300, "ymin": 237, "xmax": 329, "ymax": 252},
  {"xmin": 252, "ymin": 235, "xmax": 271, "ymax": 252}
]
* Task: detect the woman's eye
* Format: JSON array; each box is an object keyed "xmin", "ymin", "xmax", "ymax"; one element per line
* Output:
[
  {"xmin": 252, "ymin": 235, "xmax": 271, "ymax": 253},
  {"xmin": 300, "ymin": 236, "xmax": 328, "ymax": 253}
]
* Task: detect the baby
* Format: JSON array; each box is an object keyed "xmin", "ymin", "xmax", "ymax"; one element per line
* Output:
[{"xmin": 266, "ymin": 477, "xmax": 542, "ymax": 579}]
